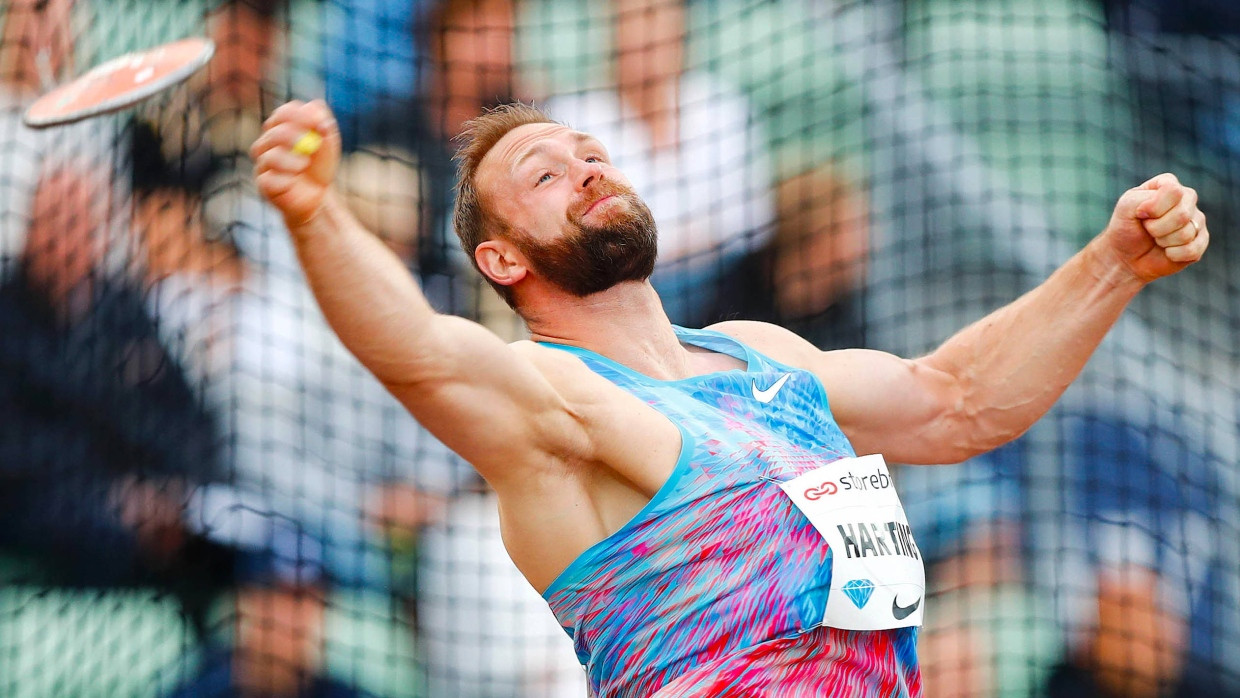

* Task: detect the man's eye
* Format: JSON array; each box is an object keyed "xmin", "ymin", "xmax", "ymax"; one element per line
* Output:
[
  {"xmin": 537, "ymin": 172, "xmax": 553, "ymax": 185},
  {"xmin": 584, "ymin": 156, "xmax": 601, "ymax": 163}
]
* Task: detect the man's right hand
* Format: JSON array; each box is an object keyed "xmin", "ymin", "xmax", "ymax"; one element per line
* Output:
[{"xmin": 251, "ymin": 99, "xmax": 342, "ymax": 228}]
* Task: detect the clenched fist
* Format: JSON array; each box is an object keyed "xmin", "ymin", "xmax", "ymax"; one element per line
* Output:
[
  {"xmin": 250, "ymin": 99, "xmax": 342, "ymax": 227},
  {"xmin": 1100, "ymin": 173, "xmax": 1209, "ymax": 283}
]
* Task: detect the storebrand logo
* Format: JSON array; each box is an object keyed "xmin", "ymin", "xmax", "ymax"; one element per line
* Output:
[{"xmin": 803, "ymin": 482, "xmax": 838, "ymax": 500}]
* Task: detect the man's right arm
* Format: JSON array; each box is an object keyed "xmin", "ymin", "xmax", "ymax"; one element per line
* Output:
[{"xmin": 251, "ymin": 100, "xmax": 585, "ymax": 485}]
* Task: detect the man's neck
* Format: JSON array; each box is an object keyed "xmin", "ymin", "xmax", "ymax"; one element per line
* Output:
[{"xmin": 523, "ymin": 281, "xmax": 696, "ymax": 381}]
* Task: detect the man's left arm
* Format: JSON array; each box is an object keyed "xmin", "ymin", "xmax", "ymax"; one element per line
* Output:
[{"xmin": 716, "ymin": 173, "xmax": 1208, "ymax": 465}]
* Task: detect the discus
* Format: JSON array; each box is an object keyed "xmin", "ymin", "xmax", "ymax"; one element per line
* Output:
[{"xmin": 23, "ymin": 37, "xmax": 215, "ymax": 129}]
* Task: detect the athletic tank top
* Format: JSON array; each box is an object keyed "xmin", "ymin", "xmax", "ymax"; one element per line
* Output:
[{"xmin": 540, "ymin": 327, "xmax": 921, "ymax": 698}]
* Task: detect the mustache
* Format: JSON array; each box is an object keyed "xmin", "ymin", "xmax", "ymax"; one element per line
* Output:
[{"xmin": 567, "ymin": 180, "xmax": 638, "ymax": 224}]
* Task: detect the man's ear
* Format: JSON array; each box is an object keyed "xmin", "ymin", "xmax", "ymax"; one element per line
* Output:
[{"xmin": 475, "ymin": 239, "xmax": 529, "ymax": 288}]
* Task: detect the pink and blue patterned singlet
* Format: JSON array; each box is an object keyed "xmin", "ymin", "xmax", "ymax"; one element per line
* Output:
[{"xmin": 540, "ymin": 326, "xmax": 922, "ymax": 698}]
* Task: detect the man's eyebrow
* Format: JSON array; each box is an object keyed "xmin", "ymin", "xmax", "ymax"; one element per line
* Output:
[
  {"xmin": 513, "ymin": 143, "xmax": 553, "ymax": 172},
  {"xmin": 513, "ymin": 132, "xmax": 597, "ymax": 171}
]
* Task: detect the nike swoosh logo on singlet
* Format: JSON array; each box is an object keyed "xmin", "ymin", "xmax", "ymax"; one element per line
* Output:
[{"xmin": 751, "ymin": 373, "xmax": 792, "ymax": 403}]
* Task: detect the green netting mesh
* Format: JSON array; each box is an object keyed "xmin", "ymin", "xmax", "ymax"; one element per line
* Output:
[{"xmin": 1, "ymin": 0, "xmax": 1238, "ymax": 696}]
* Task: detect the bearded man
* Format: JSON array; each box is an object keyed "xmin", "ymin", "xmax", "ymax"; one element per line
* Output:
[{"xmin": 250, "ymin": 99, "xmax": 1209, "ymax": 698}]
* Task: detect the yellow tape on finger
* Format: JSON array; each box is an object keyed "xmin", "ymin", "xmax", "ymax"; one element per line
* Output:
[{"xmin": 292, "ymin": 130, "xmax": 323, "ymax": 156}]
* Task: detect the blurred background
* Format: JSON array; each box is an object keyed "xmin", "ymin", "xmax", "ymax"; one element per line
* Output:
[{"xmin": 1, "ymin": 0, "xmax": 1239, "ymax": 696}]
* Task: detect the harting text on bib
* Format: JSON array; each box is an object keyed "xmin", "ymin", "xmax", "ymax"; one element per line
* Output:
[{"xmin": 779, "ymin": 454, "xmax": 925, "ymax": 630}]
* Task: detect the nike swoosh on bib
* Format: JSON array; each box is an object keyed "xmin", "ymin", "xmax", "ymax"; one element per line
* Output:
[
  {"xmin": 892, "ymin": 595, "xmax": 921, "ymax": 620},
  {"xmin": 751, "ymin": 373, "xmax": 792, "ymax": 403}
]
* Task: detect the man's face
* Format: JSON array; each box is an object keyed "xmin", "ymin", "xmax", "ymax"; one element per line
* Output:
[{"xmin": 476, "ymin": 123, "xmax": 658, "ymax": 297}]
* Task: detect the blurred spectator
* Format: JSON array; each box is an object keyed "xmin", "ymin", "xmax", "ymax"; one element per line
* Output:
[
  {"xmin": 1041, "ymin": 412, "xmax": 1223, "ymax": 698},
  {"xmin": 423, "ymin": 0, "xmax": 523, "ymax": 141},
  {"xmin": 135, "ymin": 0, "xmax": 284, "ymax": 197},
  {"xmin": 0, "ymin": 0, "xmax": 99, "ymax": 270},
  {"xmin": 1046, "ymin": 561, "xmax": 1188, "ymax": 698},
  {"xmin": 205, "ymin": 0, "xmax": 282, "ymax": 155},
  {"xmin": 0, "ymin": 0, "xmax": 75, "ymax": 98},
  {"xmin": 403, "ymin": 0, "xmax": 532, "ymax": 337},
  {"xmin": 164, "ymin": 572, "xmax": 360, "ymax": 698},
  {"xmin": 127, "ymin": 118, "xmax": 470, "ymax": 592},
  {"xmin": 128, "ymin": 117, "xmax": 242, "ymax": 395},
  {"xmin": 161, "ymin": 540, "xmax": 362, "ymax": 698},
  {"xmin": 296, "ymin": 0, "xmax": 524, "ymax": 339},
  {"xmin": 0, "ymin": 164, "xmax": 232, "ymax": 627},
  {"xmin": 768, "ymin": 167, "xmax": 869, "ymax": 322},
  {"xmin": 131, "ymin": 112, "xmax": 466, "ymax": 692},
  {"xmin": 713, "ymin": 165, "xmax": 869, "ymax": 350},
  {"xmin": 902, "ymin": 405, "xmax": 1224, "ymax": 697},
  {"xmin": 336, "ymin": 146, "xmax": 425, "ymax": 260},
  {"xmin": 913, "ymin": 519, "xmax": 1061, "ymax": 698},
  {"xmin": 323, "ymin": 0, "xmax": 426, "ymax": 152},
  {"xmin": 542, "ymin": 0, "xmax": 773, "ymax": 326}
]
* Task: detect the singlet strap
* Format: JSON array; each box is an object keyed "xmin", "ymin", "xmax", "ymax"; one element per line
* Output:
[{"xmin": 537, "ymin": 325, "xmax": 766, "ymax": 383}]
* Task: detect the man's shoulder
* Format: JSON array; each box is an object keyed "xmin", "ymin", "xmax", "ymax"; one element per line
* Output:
[
  {"xmin": 706, "ymin": 320, "xmax": 821, "ymax": 367},
  {"xmin": 510, "ymin": 338, "xmax": 575, "ymax": 363},
  {"xmin": 706, "ymin": 318, "xmax": 786, "ymax": 339},
  {"xmin": 510, "ymin": 339, "xmax": 611, "ymax": 389}
]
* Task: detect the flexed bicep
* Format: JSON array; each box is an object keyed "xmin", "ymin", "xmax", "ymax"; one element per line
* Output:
[{"xmin": 812, "ymin": 349, "xmax": 968, "ymax": 465}]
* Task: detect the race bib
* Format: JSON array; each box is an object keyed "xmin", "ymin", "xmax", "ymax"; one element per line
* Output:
[{"xmin": 779, "ymin": 454, "xmax": 925, "ymax": 630}]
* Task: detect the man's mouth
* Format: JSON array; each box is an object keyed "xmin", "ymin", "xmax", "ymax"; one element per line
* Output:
[{"xmin": 584, "ymin": 194, "xmax": 616, "ymax": 216}]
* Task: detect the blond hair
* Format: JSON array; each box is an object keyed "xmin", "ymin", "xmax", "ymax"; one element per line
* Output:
[{"xmin": 452, "ymin": 102, "xmax": 557, "ymax": 308}]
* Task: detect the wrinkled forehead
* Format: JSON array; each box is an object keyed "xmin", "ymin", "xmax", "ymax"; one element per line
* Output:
[{"xmin": 476, "ymin": 122, "xmax": 581, "ymax": 192}]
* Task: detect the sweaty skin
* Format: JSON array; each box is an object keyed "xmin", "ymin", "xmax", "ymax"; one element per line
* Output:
[{"xmin": 252, "ymin": 99, "xmax": 1208, "ymax": 594}]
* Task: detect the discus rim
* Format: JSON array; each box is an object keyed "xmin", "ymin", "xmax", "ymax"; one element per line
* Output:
[{"xmin": 23, "ymin": 37, "xmax": 215, "ymax": 129}]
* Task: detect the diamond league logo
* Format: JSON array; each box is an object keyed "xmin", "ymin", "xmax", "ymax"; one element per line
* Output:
[{"xmin": 841, "ymin": 579, "xmax": 875, "ymax": 609}]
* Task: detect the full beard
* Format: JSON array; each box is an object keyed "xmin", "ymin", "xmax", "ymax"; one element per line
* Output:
[{"xmin": 513, "ymin": 181, "xmax": 659, "ymax": 298}]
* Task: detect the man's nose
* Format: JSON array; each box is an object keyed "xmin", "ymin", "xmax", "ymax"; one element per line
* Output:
[{"xmin": 577, "ymin": 160, "xmax": 605, "ymax": 191}]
